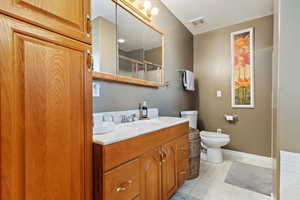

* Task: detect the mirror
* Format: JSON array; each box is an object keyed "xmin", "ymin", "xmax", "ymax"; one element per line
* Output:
[
  {"xmin": 92, "ymin": 0, "xmax": 117, "ymax": 74},
  {"xmin": 117, "ymin": 5, "xmax": 163, "ymax": 82},
  {"xmin": 92, "ymin": 0, "xmax": 164, "ymax": 87}
]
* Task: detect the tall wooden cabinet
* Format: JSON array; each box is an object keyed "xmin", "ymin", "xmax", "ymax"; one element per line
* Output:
[
  {"xmin": 0, "ymin": 9, "xmax": 92, "ymax": 200},
  {"xmin": 0, "ymin": 0, "xmax": 91, "ymax": 43}
]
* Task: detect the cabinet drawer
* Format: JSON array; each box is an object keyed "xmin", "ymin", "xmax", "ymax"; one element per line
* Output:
[
  {"xmin": 103, "ymin": 159, "xmax": 140, "ymax": 200},
  {"xmin": 178, "ymin": 158, "xmax": 189, "ymax": 187},
  {"xmin": 177, "ymin": 135, "xmax": 189, "ymax": 163}
]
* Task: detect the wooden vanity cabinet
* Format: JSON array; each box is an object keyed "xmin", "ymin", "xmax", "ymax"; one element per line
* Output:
[
  {"xmin": 94, "ymin": 122, "xmax": 190, "ymax": 200},
  {"xmin": 0, "ymin": 0, "xmax": 91, "ymax": 43}
]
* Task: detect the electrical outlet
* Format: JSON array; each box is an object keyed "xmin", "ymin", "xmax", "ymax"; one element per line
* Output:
[
  {"xmin": 217, "ymin": 90, "xmax": 222, "ymax": 98},
  {"xmin": 93, "ymin": 82, "xmax": 101, "ymax": 97}
]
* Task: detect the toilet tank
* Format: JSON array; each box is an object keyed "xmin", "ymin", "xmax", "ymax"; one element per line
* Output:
[{"xmin": 180, "ymin": 110, "xmax": 198, "ymax": 129}]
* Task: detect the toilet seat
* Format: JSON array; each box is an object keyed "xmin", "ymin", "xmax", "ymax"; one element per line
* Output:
[{"xmin": 200, "ymin": 131, "xmax": 229, "ymax": 139}]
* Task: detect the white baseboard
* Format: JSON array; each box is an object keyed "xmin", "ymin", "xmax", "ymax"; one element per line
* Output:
[{"xmin": 222, "ymin": 149, "xmax": 273, "ymax": 167}]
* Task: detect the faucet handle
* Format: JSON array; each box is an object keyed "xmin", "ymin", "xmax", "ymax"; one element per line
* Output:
[
  {"xmin": 103, "ymin": 115, "xmax": 114, "ymax": 122},
  {"xmin": 132, "ymin": 114, "xmax": 137, "ymax": 121},
  {"xmin": 121, "ymin": 115, "xmax": 127, "ymax": 123}
]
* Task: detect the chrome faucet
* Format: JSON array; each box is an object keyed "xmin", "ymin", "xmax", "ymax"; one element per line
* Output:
[{"xmin": 121, "ymin": 114, "xmax": 137, "ymax": 123}]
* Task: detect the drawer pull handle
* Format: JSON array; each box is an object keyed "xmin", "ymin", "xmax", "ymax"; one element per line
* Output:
[
  {"xmin": 116, "ymin": 180, "xmax": 133, "ymax": 192},
  {"xmin": 180, "ymin": 171, "xmax": 187, "ymax": 175}
]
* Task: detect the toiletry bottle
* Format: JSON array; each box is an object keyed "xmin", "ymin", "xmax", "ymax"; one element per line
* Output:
[
  {"xmin": 142, "ymin": 101, "xmax": 148, "ymax": 119},
  {"xmin": 139, "ymin": 103, "xmax": 142, "ymax": 119}
]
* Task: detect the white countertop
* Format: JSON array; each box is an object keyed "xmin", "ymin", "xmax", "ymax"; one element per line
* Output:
[{"xmin": 93, "ymin": 117, "xmax": 189, "ymax": 145}]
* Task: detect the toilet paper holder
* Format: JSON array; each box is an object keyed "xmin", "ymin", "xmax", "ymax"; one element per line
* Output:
[{"xmin": 224, "ymin": 114, "xmax": 238, "ymax": 123}]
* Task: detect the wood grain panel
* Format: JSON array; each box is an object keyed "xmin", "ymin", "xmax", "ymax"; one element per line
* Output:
[
  {"xmin": 23, "ymin": 38, "xmax": 85, "ymax": 200},
  {"xmin": 0, "ymin": 0, "xmax": 90, "ymax": 43},
  {"xmin": 0, "ymin": 15, "xmax": 92, "ymax": 200},
  {"xmin": 101, "ymin": 122, "xmax": 189, "ymax": 172},
  {"xmin": 18, "ymin": 0, "xmax": 82, "ymax": 26},
  {"xmin": 139, "ymin": 148, "xmax": 162, "ymax": 200},
  {"xmin": 161, "ymin": 140, "xmax": 177, "ymax": 200}
]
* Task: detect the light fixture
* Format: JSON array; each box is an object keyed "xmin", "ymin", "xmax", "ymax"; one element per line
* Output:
[
  {"xmin": 118, "ymin": 38, "xmax": 126, "ymax": 43},
  {"xmin": 143, "ymin": 0, "xmax": 152, "ymax": 10},
  {"xmin": 125, "ymin": 0, "xmax": 159, "ymax": 20},
  {"xmin": 150, "ymin": 7, "xmax": 159, "ymax": 16}
]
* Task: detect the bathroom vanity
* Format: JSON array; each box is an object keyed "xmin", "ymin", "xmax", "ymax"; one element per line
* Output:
[{"xmin": 93, "ymin": 117, "xmax": 189, "ymax": 200}]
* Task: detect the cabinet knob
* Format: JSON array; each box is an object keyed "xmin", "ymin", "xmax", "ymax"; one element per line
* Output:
[
  {"xmin": 162, "ymin": 150, "xmax": 167, "ymax": 162},
  {"xmin": 160, "ymin": 150, "xmax": 167, "ymax": 163}
]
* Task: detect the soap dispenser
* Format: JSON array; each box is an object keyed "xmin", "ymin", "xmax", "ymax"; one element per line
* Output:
[{"xmin": 141, "ymin": 101, "xmax": 148, "ymax": 120}]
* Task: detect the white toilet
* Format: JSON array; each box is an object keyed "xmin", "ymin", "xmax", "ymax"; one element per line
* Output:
[
  {"xmin": 200, "ymin": 131, "xmax": 230, "ymax": 163},
  {"xmin": 180, "ymin": 110, "xmax": 198, "ymax": 129}
]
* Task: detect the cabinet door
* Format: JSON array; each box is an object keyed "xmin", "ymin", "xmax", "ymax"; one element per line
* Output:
[
  {"xmin": 0, "ymin": 15, "xmax": 93, "ymax": 200},
  {"xmin": 0, "ymin": 0, "xmax": 91, "ymax": 43},
  {"xmin": 161, "ymin": 140, "xmax": 178, "ymax": 200},
  {"xmin": 140, "ymin": 148, "xmax": 162, "ymax": 200}
]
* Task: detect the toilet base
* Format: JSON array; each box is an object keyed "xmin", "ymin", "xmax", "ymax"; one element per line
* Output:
[{"xmin": 206, "ymin": 148, "xmax": 223, "ymax": 163}]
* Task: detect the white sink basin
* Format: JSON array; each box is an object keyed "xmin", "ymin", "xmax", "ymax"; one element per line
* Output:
[
  {"xmin": 93, "ymin": 117, "xmax": 189, "ymax": 145},
  {"xmin": 104, "ymin": 118, "xmax": 166, "ymax": 130}
]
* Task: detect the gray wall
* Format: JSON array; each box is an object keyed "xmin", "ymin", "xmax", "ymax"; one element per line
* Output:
[
  {"xmin": 194, "ymin": 16, "xmax": 273, "ymax": 157},
  {"xmin": 93, "ymin": 0, "xmax": 195, "ymax": 116}
]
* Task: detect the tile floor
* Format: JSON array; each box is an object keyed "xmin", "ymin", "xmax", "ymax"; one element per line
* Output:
[{"xmin": 174, "ymin": 156, "xmax": 273, "ymax": 200}]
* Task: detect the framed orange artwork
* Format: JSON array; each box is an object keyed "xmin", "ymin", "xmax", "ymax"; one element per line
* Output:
[{"xmin": 231, "ymin": 28, "xmax": 255, "ymax": 108}]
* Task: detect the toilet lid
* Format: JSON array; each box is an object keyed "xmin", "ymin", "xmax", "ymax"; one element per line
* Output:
[{"xmin": 200, "ymin": 131, "xmax": 229, "ymax": 139}]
